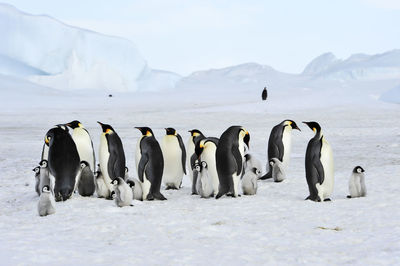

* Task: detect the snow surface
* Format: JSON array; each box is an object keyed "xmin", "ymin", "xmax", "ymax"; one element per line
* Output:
[
  {"xmin": 0, "ymin": 77, "xmax": 399, "ymax": 264},
  {"xmin": 380, "ymin": 84, "xmax": 400, "ymax": 104}
]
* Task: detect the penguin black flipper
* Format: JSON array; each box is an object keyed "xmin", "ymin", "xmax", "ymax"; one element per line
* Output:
[
  {"xmin": 231, "ymin": 145, "xmax": 243, "ymax": 176},
  {"xmin": 190, "ymin": 153, "xmax": 198, "ymax": 171},
  {"xmin": 268, "ymin": 126, "xmax": 285, "ymax": 161},
  {"xmin": 176, "ymin": 133, "xmax": 187, "ymax": 175},
  {"xmin": 138, "ymin": 153, "xmax": 149, "ymax": 183},
  {"xmin": 83, "ymin": 127, "xmax": 96, "ymax": 172},
  {"xmin": 106, "ymin": 134, "xmax": 126, "ymax": 179}
]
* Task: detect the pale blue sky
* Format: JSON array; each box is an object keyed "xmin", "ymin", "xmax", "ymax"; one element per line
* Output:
[{"xmin": 2, "ymin": 0, "xmax": 400, "ymax": 75}]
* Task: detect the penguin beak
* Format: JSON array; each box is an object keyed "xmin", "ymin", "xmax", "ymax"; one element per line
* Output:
[{"xmin": 292, "ymin": 124, "xmax": 301, "ymax": 131}]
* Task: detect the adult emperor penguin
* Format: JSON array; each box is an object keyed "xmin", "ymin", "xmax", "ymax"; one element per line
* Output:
[
  {"xmin": 215, "ymin": 126, "xmax": 250, "ymax": 199},
  {"xmin": 38, "ymin": 185, "xmax": 56, "ymax": 216},
  {"xmin": 66, "ymin": 120, "xmax": 96, "ymax": 172},
  {"xmin": 260, "ymin": 120, "xmax": 300, "ymax": 180},
  {"xmin": 187, "ymin": 129, "xmax": 206, "ymax": 183},
  {"xmin": 195, "ymin": 137, "xmax": 219, "ymax": 196},
  {"xmin": 97, "ymin": 122, "xmax": 126, "ymax": 197},
  {"xmin": 135, "ymin": 127, "xmax": 166, "ymax": 200},
  {"xmin": 111, "ymin": 177, "xmax": 133, "ymax": 207},
  {"xmin": 347, "ymin": 166, "xmax": 366, "ymax": 198},
  {"xmin": 45, "ymin": 126, "xmax": 80, "ymax": 201},
  {"xmin": 161, "ymin": 127, "xmax": 186, "ymax": 190},
  {"xmin": 303, "ymin": 121, "xmax": 334, "ymax": 202},
  {"xmin": 77, "ymin": 161, "xmax": 96, "ymax": 197}
]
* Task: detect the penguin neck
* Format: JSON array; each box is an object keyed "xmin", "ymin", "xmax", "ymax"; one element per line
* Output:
[{"xmin": 314, "ymin": 130, "xmax": 323, "ymax": 139}]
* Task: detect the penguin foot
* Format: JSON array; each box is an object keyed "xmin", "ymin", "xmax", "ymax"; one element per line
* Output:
[
  {"xmin": 346, "ymin": 195, "xmax": 351, "ymax": 199},
  {"xmin": 324, "ymin": 198, "xmax": 331, "ymax": 202},
  {"xmin": 130, "ymin": 204, "xmax": 134, "ymax": 207},
  {"xmin": 146, "ymin": 194, "xmax": 155, "ymax": 201},
  {"xmin": 154, "ymin": 192, "xmax": 167, "ymax": 200}
]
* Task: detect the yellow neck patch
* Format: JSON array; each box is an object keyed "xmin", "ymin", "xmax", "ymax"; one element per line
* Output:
[
  {"xmin": 105, "ymin": 129, "xmax": 112, "ymax": 134},
  {"xmin": 146, "ymin": 131, "xmax": 152, "ymax": 136}
]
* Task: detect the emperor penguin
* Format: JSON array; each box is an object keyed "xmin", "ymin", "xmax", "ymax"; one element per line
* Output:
[
  {"xmin": 270, "ymin": 158, "xmax": 286, "ymax": 182},
  {"xmin": 187, "ymin": 129, "xmax": 206, "ymax": 183},
  {"xmin": 66, "ymin": 120, "xmax": 96, "ymax": 173},
  {"xmin": 77, "ymin": 161, "xmax": 96, "ymax": 197},
  {"xmin": 347, "ymin": 166, "xmax": 366, "ymax": 198},
  {"xmin": 241, "ymin": 167, "xmax": 260, "ymax": 195},
  {"xmin": 111, "ymin": 177, "xmax": 133, "ymax": 207},
  {"xmin": 97, "ymin": 122, "xmax": 126, "ymax": 198},
  {"xmin": 135, "ymin": 127, "xmax": 166, "ymax": 200},
  {"xmin": 262, "ymin": 87, "xmax": 267, "ymax": 101},
  {"xmin": 303, "ymin": 121, "xmax": 334, "ymax": 202},
  {"xmin": 45, "ymin": 126, "xmax": 80, "ymax": 201},
  {"xmin": 40, "ymin": 124, "xmax": 67, "ymax": 162},
  {"xmin": 94, "ymin": 167, "xmax": 110, "ymax": 198},
  {"xmin": 196, "ymin": 161, "xmax": 214, "ymax": 198},
  {"xmin": 161, "ymin": 127, "xmax": 186, "ymax": 190},
  {"xmin": 38, "ymin": 185, "xmax": 56, "ymax": 216},
  {"xmin": 195, "ymin": 137, "xmax": 219, "ymax": 196},
  {"xmin": 260, "ymin": 120, "xmax": 300, "ymax": 180},
  {"xmin": 215, "ymin": 126, "xmax": 250, "ymax": 199},
  {"xmin": 127, "ymin": 179, "xmax": 143, "ymax": 201}
]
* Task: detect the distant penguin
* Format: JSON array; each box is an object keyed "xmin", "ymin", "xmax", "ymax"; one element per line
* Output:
[
  {"xmin": 38, "ymin": 185, "xmax": 56, "ymax": 216},
  {"xmin": 243, "ymin": 153, "xmax": 262, "ymax": 178},
  {"xmin": 262, "ymin": 87, "xmax": 267, "ymax": 101},
  {"xmin": 242, "ymin": 167, "xmax": 260, "ymax": 195},
  {"xmin": 196, "ymin": 161, "xmax": 214, "ymax": 198},
  {"xmin": 347, "ymin": 166, "xmax": 366, "ymax": 198},
  {"xmin": 161, "ymin": 128, "xmax": 186, "ymax": 190},
  {"xmin": 67, "ymin": 120, "xmax": 96, "ymax": 173},
  {"xmin": 270, "ymin": 158, "xmax": 286, "ymax": 182},
  {"xmin": 303, "ymin": 121, "xmax": 334, "ymax": 202},
  {"xmin": 77, "ymin": 161, "xmax": 96, "ymax": 197},
  {"xmin": 94, "ymin": 168, "xmax": 110, "ymax": 198},
  {"xmin": 97, "ymin": 122, "xmax": 126, "ymax": 197},
  {"xmin": 33, "ymin": 166, "xmax": 41, "ymax": 196},
  {"xmin": 45, "ymin": 126, "xmax": 80, "ymax": 201},
  {"xmin": 216, "ymin": 126, "xmax": 250, "ymax": 199},
  {"xmin": 111, "ymin": 177, "xmax": 133, "ymax": 207},
  {"xmin": 260, "ymin": 120, "xmax": 300, "ymax": 180},
  {"xmin": 135, "ymin": 127, "xmax": 166, "ymax": 200},
  {"xmin": 127, "ymin": 179, "xmax": 143, "ymax": 201},
  {"xmin": 187, "ymin": 129, "xmax": 206, "ymax": 183},
  {"xmin": 195, "ymin": 137, "xmax": 219, "ymax": 196}
]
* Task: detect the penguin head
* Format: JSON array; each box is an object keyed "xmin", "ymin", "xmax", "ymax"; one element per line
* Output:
[
  {"xmin": 269, "ymin": 159, "xmax": 275, "ymax": 166},
  {"xmin": 42, "ymin": 185, "xmax": 50, "ymax": 193},
  {"xmin": 66, "ymin": 120, "xmax": 82, "ymax": 129},
  {"xmin": 97, "ymin": 121, "xmax": 115, "ymax": 134},
  {"xmin": 125, "ymin": 167, "xmax": 129, "ymax": 174},
  {"xmin": 244, "ymin": 153, "xmax": 251, "ymax": 162},
  {"xmin": 111, "ymin": 179, "xmax": 119, "ymax": 186},
  {"xmin": 240, "ymin": 127, "xmax": 250, "ymax": 148},
  {"xmin": 126, "ymin": 180, "xmax": 135, "ymax": 188},
  {"xmin": 302, "ymin": 121, "xmax": 321, "ymax": 135},
  {"xmin": 194, "ymin": 163, "xmax": 201, "ymax": 172},
  {"xmin": 135, "ymin": 127, "xmax": 154, "ymax": 137},
  {"xmin": 252, "ymin": 167, "xmax": 260, "ymax": 175},
  {"xmin": 189, "ymin": 129, "xmax": 203, "ymax": 137},
  {"xmin": 201, "ymin": 161, "xmax": 208, "ymax": 169},
  {"xmin": 284, "ymin": 120, "xmax": 301, "ymax": 131},
  {"xmin": 33, "ymin": 166, "xmax": 40, "ymax": 174},
  {"xmin": 165, "ymin": 127, "xmax": 177, "ymax": 136},
  {"xmin": 39, "ymin": 159, "xmax": 48, "ymax": 168},
  {"xmin": 80, "ymin": 161, "xmax": 89, "ymax": 169},
  {"xmin": 353, "ymin": 166, "xmax": 365, "ymax": 174},
  {"xmin": 55, "ymin": 124, "xmax": 69, "ymax": 132},
  {"xmin": 44, "ymin": 128, "xmax": 58, "ymax": 146}
]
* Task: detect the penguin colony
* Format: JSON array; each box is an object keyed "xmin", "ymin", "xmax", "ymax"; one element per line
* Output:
[{"xmin": 34, "ymin": 119, "xmax": 366, "ymax": 216}]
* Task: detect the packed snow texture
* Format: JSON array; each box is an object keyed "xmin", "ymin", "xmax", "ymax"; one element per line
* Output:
[{"xmin": 0, "ymin": 3, "xmax": 180, "ymax": 92}]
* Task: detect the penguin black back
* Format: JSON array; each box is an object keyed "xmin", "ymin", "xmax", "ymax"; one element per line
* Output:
[{"xmin": 45, "ymin": 126, "xmax": 80, "ymax": 201}]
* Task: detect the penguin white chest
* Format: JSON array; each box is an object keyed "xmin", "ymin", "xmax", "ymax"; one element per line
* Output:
[
  {"xmin": 319, "ymin": 137, "xmax": 334, "ymax": 199},
  {"xmin": 282, "ymin": 127, "xmax": 292, "ymax": 170},
  {"xmin": 72, "ymin": 128, "xmax": 95, "ymax": 170},
  {"xmin": 161, "ymin": 136, "xmax": 183, "ymax": 186},
  {"xmin": 201, "ymin": 143, "xmax": 218, "ymax": 195},
  {"xmin": 135, "ymin": 136, "xmax": 143, "ymax": 171},
  {"xmin": 232, "ymin": 139, "xmax": 245, "ymax": 196},
  {"xmin": 186, "ymin": 137, "xmax": 195, "ymax": 182},
  {"xmin": 99, "ymin": 134, "xmax": 111, "ymax": 185}
]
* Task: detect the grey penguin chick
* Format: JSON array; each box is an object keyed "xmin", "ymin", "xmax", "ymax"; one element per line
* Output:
[
  {"xmin": 196, "ymin": 161, "xmax": 214, "ymax": 198},
  {"xmin": 127, "ymin": 178, "xmax": 143, "ymax": 201},
  {"xmin": 348, "ymin": 166, "xmax": 366, "ymax": 198},
  {"xmin": 270, "ymin": 158, "xmax": 286, "ymax": 182},
  {"xmin": 244, "ymin": 153, "xmax": 262, "ymax": 178},
  {"xmin": 241, "ymin": 167, "xmax": 259, "ymax": 195},
  {"xmin": 95, "ymin": 168, "xmax": 110, "ymax": 199},
  {"xmin": 38, "ymin": 185, "xmax": 56, "ymax": 216},
  {"xmin": 77, "ymin": 161, "xmax": 95, "ymax": 197},
  {"xmin": 112, "ymin": 177, "xmax": 133, "ymax": 207}
]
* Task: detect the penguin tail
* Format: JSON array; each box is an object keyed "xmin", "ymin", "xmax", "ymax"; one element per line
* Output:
[{"xmin": 259, "ymin": 171, "xmax": 272, "ymax": 180}]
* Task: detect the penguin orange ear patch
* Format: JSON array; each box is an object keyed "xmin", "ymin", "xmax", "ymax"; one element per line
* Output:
[
  {"xmin": 146, "ymin": 131, "xmax": 152, "ymax": 136},
  {"xmin": 105, "ymin": 129, "xmax": 112, "ymax": 134}
]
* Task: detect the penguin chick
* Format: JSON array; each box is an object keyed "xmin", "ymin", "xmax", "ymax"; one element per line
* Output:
[
  {"xmin": 38, "ymin": 185, "xmax": 56, "ymax": 216},
  {"xmin": 111, "ymin": 177, "xmax": 133, "ymax": 207},
  {"xmin": 94, "ymin": 170, "xmax": 110, "ymax": 199},
  {"xmin": 242, "ymin": 167, "xmax": 259, "ymax": 195},
  {"xmin": 127, "ymin": 179, "xmax": 143, "ymax": 201},
  {"xmin": 196, "ymin": 161, "xmax": 214, "ymax": 198},
  {"xmin": 33, "ymin": 166, "xmax": 41, "ymax": 196},
  {"xmin": 78, "ymin": 161, "xmax": 96, "ymax": 197},
  {"xmin": 270, "ymin": 158, "xmax": 286, "ymax": 182},
  {"xmin": 244, "ymin": 153, "xmax": 262, "ymax": 178},
  {"xmin": 191, "ymin": 158, "xmax": 200, "ymax": 195},
  {"xmin": 348, "ymin": 166, "xmax": 366, "ymax": 198}
]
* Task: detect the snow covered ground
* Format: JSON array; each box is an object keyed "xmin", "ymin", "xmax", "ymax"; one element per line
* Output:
[{"xmin": 0, "ymin": 87, "xmax": 399, "ymax": 265}]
